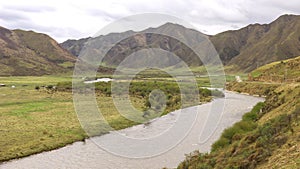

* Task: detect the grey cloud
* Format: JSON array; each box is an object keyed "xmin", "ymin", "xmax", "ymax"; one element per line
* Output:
[
  {"xmin": 7, "ymin": 20, "xmax": 44, "ymax": 32},
  {"xmin": 88, "ymin": 9, "xmax": 119, "ymax": 21},
  {"xmin": 1, "ymin": 0, "xmax": 299, "ymax": 42},
  {"xmin": 0, "ymin": 11, "xmax": 28, "ymax": 21},
  {"xmin": 87, "ymin": 6, "xmax": 133, "ymax": 22},
  {"xmin": 3, "ymin": 5, "xmax": 56, "ymax": 13},
  {"xmin": 7, "ymin": 19, "xmax": 86, "ymax": 42},
  {"xmin": 261, "ymin": 0, "xmax": 300, "ymax": 13},
  {"xmin": 231, "ymin": 25, "xmax": 239, "ymax": 29}
]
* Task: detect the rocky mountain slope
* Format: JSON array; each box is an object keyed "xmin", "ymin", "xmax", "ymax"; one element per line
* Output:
[
  {"xmin": 1, "ymin": 14, "xmax": 299, "ymax": 76},
  {"xmin": 61, "ymin": 14, "xmax": 300, "ymax": 72},
  {"xmin": 211, "ymin": 14, "xmax": 300, "ymax": 72},
  {"xmin": 0, "ymin": 27, "xmax": 76, "ymax": 76},
  {"xmin": 60, "ymin": 37, "xmax": 90, "ymax": 57},
  {"xmin": 61, "ymin": 24, "xmax": 207, "ymax": 68}
]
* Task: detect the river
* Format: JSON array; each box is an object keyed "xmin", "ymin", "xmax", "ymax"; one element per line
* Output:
[{"xmin": 0, "ymin": 92, "xmax": 264, "ymax": 169}]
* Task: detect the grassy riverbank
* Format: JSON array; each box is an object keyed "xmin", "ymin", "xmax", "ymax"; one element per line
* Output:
[
  {"xmin": 0, "ymin": 76, "xmax": 83, "ymax": 161},
  {"xmin": 178, "ymin": 82, "xmax": 300, "ymax": 169},
  {"xmin": 0, "ymin": 75, "xmax": 223, "ymax": 162}
]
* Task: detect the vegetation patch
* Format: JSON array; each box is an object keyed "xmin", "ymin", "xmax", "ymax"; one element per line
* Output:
[
  {"xmin": 0, "ymin": 75, "xmax": 221, "ymax": 162},
  {"xmin": 178, "ymin": 82, "xmax": 300, "ymax": 169}
]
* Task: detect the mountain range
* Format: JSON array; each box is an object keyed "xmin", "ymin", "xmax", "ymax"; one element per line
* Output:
[
  {"xmin": 0, "ymin": 14, "xmax": 299, "ymax": 76},
  {"xmin": 211, "ymin": 14, "xmax": 300, "ymax": 72},
  {"xmin": 0, "ymin": 27, "xmax": 76, "ymax": 76},
  {"xmin": 62, "ymin": 14, "xmax": 300, "ymax": 73}
]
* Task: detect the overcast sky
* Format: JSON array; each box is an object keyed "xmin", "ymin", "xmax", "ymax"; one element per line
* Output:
[{"xmin": 0, "ymin": 0, "xmax": 299, "ymax": 42}]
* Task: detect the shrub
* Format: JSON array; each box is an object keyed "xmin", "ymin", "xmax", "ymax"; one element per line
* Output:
[
  {"xmin": 35, "ymin": 86, "xmax": 40, "ymax": 90},
  {"xmin": 238, "ymin": 121, "xmax": 257, "ymax": 131},
  {"xmin": 196, "ymin": 164, "xmax": 213, "ymax": 169},
  {"xmin": 242, "ymin": 111, "xmax": 258, "ymax": 121},
  {"xmin": 56, "ymin": 81, "xmax": 72, "ymax": 90},
  {"xmin": 211, "ymin": 89, "xmax": 225, "ymax": 98},
  {"xmin": 45, "ymin": 85, "xmax": 54, "ymax": 90},
  {"xmin": 211, "ymin": 103, "xmax": 264, "ymax": 152},
  {"xmin": 244, "ymin": 102, "xmax": 264, "ymax": 120},
  {"xmin": 211, "ymin": 137, "xmax": 230, "ymax": 151},
  {"xmin": 222, "ymin": 126, "xmax": 243, "ymax": 141}
]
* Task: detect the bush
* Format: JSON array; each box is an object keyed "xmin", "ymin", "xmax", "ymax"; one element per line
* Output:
[
  {"xmin": 211, "ymin": 90, "xmax": 225, "ymax": 98},
  {"xmin": 221, "ymin": 121, "xmax": 257, "ymax": 143},
  {"xmin": 45, "ymin": 85, "xmax": 54, "ymax": 90},
  {"xmin": 196, "ymin": 164, "xmax": 214, "ymax": 169},
  {"xmin": 211, "ymin": 103, "xmax": 264, "ymax": 152},
  {"xmin": 242, "ymin": 111, "xmax": 258, "ymax": 121},
  {"xmin": 222, "ymin": 126, "xmax": 243, "ymax": 141},
  {"xmin": 237, "ymin": 121, "xmax": 257, "ymax": 131},
  {"xmin": 56, "ymin": 81, "xmax": 72, "ymax": 90},
  {"xmin": 211, "ymin": 137, "xmax": 230, "ymax": 151},
  {"xmin": 199, "ymin": 88, "xmax": 211, "ymax": 97},
  {"xmin": 243, "ymin": 102, "xmax": 264, "ymax": 121}
]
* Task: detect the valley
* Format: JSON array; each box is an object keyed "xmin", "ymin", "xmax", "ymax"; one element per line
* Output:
[
  {"xmin": 0, "ymin": 13, "xmax": 299, "ymax": 169},
  {"xmin": 0, "ymin": 74, "xmax": 224, "ymax": 162}
]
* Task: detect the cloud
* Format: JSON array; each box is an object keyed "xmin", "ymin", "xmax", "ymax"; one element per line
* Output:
[
  {"xmin": 0, "ymin": 10, "xmax": 29, "ymax": 21},
  {"xmin": 3, "ymin": 5, "xmax": 55, "ymax": 13},
  {"xmin": 0, "ymin": 0, "xmax": 299, "ymax": 42},
  {"xmin": 87, "ymin": 8, "xmax": 132, "ymax": 22}
]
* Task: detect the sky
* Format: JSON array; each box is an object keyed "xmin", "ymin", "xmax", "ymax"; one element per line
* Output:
[{"xmin": 0, "ymin": 0, "xmax": 299, "ymax": 42}]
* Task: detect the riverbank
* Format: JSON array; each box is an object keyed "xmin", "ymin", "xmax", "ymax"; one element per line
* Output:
[
  {"xmin": 0, "ymin": 92, "xmax": 263, "ymax": 169},
  {"xmin": 0, "ymin": 76, "xmax": 150, "ymax": 162},
  {"xmin": 178, "ymin": 82, "xmax": 300, "ymax": 169},
  {"xmin": 0, "ymin": 76, "xmax": 223, "ymax": 163}
]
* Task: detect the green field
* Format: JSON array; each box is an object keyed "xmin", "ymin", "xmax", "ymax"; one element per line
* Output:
[
  {"xmin": 0, "ymin": 75, "xmax": 224, "ymax": 162},
  {"xmin": 0, "ymin": 79, "xmax": 83, "ymax": 161},
  {"xmin": 0, "ymin": 76, "xmax": 144, "ymax": 162}
]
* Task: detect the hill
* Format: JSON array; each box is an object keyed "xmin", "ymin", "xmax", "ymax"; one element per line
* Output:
[
  {"xmin": 61, "ymin": 14, "xmax": 300, "ymax": 72},
  {"xmin": 179, "ymin": 83, "xmax": 300, "ymax": 168},
  {"xmin": 250, "ymin": 56, "xmax": 300, "ymax": 83},
  {"xmin": 177, "ymin": 58, "xmax": 300, "ymax": 168},
  {"xmin": 1, "ymin": 14, "xmax": 299, "ymax": 76},
  {"xmin": 0, "ymin": 27, "xmax": 76, "ymax": 76},
  {"xmin": 61, "ymin": 23, "xmax": 207, "ymax": 68},
  {"xmin": 212, "ymin": 14, "xmax": 300, "ymax": 72},
  {"xmin": 60, "ymin": 37, "xmax": 90, "ymax": 57}
]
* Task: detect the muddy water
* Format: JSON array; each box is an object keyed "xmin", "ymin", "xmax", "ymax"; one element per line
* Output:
[{"xmin": 0, "ymin": 92, "xmax": 264, "ymax": 169}]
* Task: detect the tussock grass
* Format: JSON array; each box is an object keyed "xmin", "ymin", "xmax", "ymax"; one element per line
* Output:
[
  {"xmin": 178, "ymin": 82, "xmax": 300, "ymax": 169},
  {"xmin": 0, "ymin": 75, "xmax": 220, "ymax": 162},
  {"xmin": 0, "ymin": 76, "xmax": 145, "ymax": 162}
]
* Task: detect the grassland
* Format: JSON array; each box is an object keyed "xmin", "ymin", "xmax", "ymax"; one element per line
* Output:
[
  {"xmin": 250, "ymin": 56, "xmax": 300, "ymax": 82},
  {"xmin": 0, "ymin": 74, "xmax": 224, "ymax": 162},
  {"xmin": 0, "ymin": 77, "xmax": 83, "ymax": 162},
  {"xmin": 178, "ymin": 82, "xmax": 300, "ymax": 169},
  {"xmin": 196, "ymin": 57, "xmax": 300, "ymax": 168},
  {"xmin": 0, "ymin": 76, "xmax": 146, "ymax": 162}
]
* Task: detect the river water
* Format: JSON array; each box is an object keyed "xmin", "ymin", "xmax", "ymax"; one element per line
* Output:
[{"xmin": 0, "ymin": 92, "xmax": 264, "ymax": 169}]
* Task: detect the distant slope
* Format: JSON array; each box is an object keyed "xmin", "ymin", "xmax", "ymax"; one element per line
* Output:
[
  {"xmin": 250, "ymin": 56, "xmax": 300, "ymax": 82},
  {"xmin": 210, "ymin": 14, "xmax": 300, "ymax": 72},
  {"xmin": 61, "ymin": 24, "xmax": 207, "ymax": 68},
  {"xmin": 61, "ymin": 14, "xmax": 300, "ymax": 72},
  {"xmin": 0, "ymin": 27, "xmax": 76, "ymax": 76},
  {"xmin": 60, "ymin": 37, "xmax": 90, "ymax": 57}
]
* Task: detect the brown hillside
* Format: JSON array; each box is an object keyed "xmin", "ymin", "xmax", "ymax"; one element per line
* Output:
[
  {"xmin": 62, "ymin": 14, "xmax": 300, "ymax": 73},
  {"xmin": 0, "ymin": 27, "xmax": 76, "ymax": 76},
  {"xmin": 211, "ymin": 14, "xmax": 300, "ymax": 72}
]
